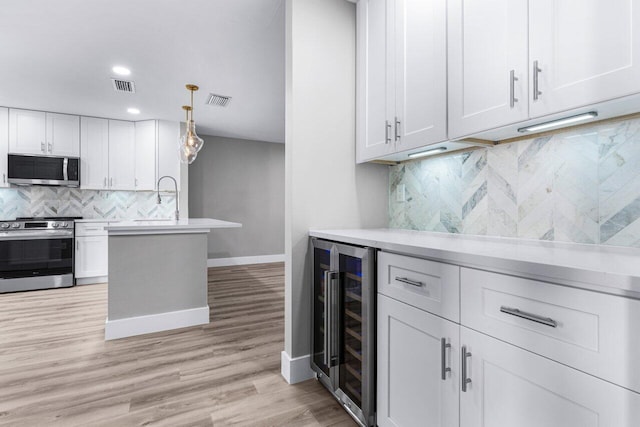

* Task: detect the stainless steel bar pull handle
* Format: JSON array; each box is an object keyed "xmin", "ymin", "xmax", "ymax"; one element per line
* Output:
[
  {"xmin": 395, "ymin": 276, "xmax": 424, "ymax": 287},
  {"xmin": 510, "ymin": 70, "xmax": 519, "ymax": 108},
  {"xmin": 104, "ymin": 177, "xmax": 107, "ymax": 188},
  {"xmin": 385, "ymin": 121, "xmax": 392, "ymax": 144},
  {"xmin": 323, "ymin": 270, "xmax": 331, "ymax": 367},
  {"xmin": 500, "ymin": 306, "xmax": 558, "ymax": 328},
  {"xmin": 48, "ymin": 142, "xmax": 52, "ymax": 153},
  {"xmin": 395, "ymin": 117, "xmax": 401, "ymax": 142},
  {"xmin": 533, "ymin": 60, "xmax": 542, "ymax": 101},
  {"xmin": 461, "ymin": 346, "xmax": 472, "ymax": 392},
  {"xmin": 41, "ymin": 142, "xmax": 45, "ymax": 153},
  {"xmin": 2, "ymin": 173, "xmax": 5, "ymax": 184},
  {"xmin": 441, "ymin": 338, "xmax": 451, "ymax": 380},
  {"xmin": 330, "ymin": 271, "xmax": 340, "ymax": 366}
]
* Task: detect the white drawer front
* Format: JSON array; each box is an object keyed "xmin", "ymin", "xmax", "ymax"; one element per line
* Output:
[
  {"xmin": 378, "ymin": 251, "xmax": 459, "ymax": 322},
  {"xmin": 461, "ymin": 267, "xmax": 640, "ymax": 393},
  {"xmin": 75, "ymin": 222, "xmax": 108, "ymax": 237}
]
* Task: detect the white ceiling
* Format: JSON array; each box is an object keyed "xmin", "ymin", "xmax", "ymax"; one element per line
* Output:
[{"xmin": 0, "ymin": 0, "xmax": 285, "ymax": 143}]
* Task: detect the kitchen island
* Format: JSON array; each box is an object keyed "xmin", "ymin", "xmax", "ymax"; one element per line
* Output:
[{"xmin": 104, "ymin": 218, "xmax": 241, "ymax": 340}]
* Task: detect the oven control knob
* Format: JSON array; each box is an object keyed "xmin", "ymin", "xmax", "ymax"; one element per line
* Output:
[
  {"xmin": 11, "ymin": 223, "xmax": 20, "ymax": 228},
  {"xmin": 61, "ymin": 222, "xmax": 68, "ymax": 228},
  {"xmin": 1, "ymin": 223, "xmax": 9, "ymax": 229},
  {"xmin": 52, "ymin": 222, "xmax": 59, "ymax": 228}
]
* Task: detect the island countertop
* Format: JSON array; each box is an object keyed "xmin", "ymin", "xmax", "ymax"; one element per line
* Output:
[{"xmin": 105, "ymin": 218, "xmax": 242, "ymax": 235}]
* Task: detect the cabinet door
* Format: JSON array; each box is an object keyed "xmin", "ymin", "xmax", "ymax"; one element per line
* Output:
[
  {"xmin": 157, "ymin": 120, "xmax": 180, "ymax": 192},
  {"xmin": 460, "ymin": 327, "xmax": 640, "ymax": 427},
  {"xmin": 107, "ymin": 120, "xmax": 136, "ymax": 191},
  {"xmin": 356, "ymin": 0, "xmax": 395, "ymax": 163},
  {"xmin": 377, "ymin": 294, "xmax": 459, "ymax": 427},
  {"xmin": 529, "ymin": 0, "xmax": 640, "ymax": 117},
  {"xmin": 447, "ymin": 0, "xmax": 528, "ymax": 139},
  {"xmin": 134, "ymin": 120, "xmax": 157, "ymax": 191},
  {"xmin": 46, "ymin": 113, "xmax": 79, "ymax": 157},
  {"xmin": 0, "ymin": 108, "xmax": 8, "ymax": 187},
  {"xmin": 75, "ymin": 236, "xmax": 108, "ymax": 279},
  {"xmin": 80, "ymin": 117, "xmax": 109, "ymax": 190},
  {"xmin": 9, "ymin": 109, "xmax": 46, "ymax": 155},
  {"xmin": 393, "ymin": 0, "xmax": 447, "ymax": 152}
]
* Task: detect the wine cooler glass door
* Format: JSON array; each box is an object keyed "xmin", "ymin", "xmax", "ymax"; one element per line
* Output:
[
  {"xmin": 311, "ymin": 243, "xmax": 332, "ymax": 379},
  {"xmin": 339, "ymin": 253, "xmax": 364, "ymax": 408}
]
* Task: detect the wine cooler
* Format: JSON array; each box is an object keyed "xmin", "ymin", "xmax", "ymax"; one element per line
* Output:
[{"xmin": 310, "ymin": 238, "xmax": 375, "ymax": 427}]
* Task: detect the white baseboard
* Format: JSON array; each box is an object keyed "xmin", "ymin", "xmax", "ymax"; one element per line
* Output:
[
  {"xmin": 281, "ymin": 351, "xmax": 315, "ymax": 384},
  {"xmin": 207, "ymin": 254, "xmax": 285, "ymax": 268},
  {"xmin": 105, "ymin": 306, "xmax": 210, "ymax": 340},
  {"xmin": 76, "ymin": 276, "xmax": 108, "ymax": 285}
]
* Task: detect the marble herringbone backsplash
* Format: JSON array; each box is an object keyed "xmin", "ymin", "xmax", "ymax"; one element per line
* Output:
[
  {"xmin": 389, "ymin": 118, "xmax": 640, "ymax": 248},
  {"xmin": 0, "ymin": 187, "xmax": 176, "ymax": 220}
]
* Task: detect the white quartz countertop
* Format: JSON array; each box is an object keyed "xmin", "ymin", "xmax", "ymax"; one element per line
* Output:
[
  {"xmin": 309, "ymin": 228, "xmax": 640, "ymax": 297},
  {"xmin": 106, "ymin": 218, "xmax": 242, "ymax": 235}
]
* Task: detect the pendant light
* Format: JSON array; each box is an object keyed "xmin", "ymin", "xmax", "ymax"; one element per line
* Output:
[{"xmin": 178, "ymin": 84, "xmax": 204, "ymax": 164}]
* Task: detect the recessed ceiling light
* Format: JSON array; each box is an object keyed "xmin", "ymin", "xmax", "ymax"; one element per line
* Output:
[
  {"xmin": 127, "ymin": 108, "xmax": 140, "ymax": 115},
  {"xmin": 112, "ymin": 66, "xmax": 131, "ymax": 76}
]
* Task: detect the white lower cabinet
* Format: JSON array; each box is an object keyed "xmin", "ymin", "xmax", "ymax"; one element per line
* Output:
[
  {"xmin": 75, "ymin": 222, "xmax": 108, "ymax": 283},
  {"xmin": 377, "ymin": 294, "xmax": 459, "ymax": 427},
  {"xmin": 460, "ymin": 326, "xmax": 640, "ymax": 427},
  {"xmin": 376, "ymin": 252, "xmax": 640, "ymax": 426}
]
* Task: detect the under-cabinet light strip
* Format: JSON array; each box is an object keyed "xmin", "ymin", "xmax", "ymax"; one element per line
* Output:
[
  {"xmin": 407, "ymin": 147, "xmax": 447, "ymax": 159},
  {"xmin": 518, "ymin": 111, "xmax": 598, "ymax": 133}
]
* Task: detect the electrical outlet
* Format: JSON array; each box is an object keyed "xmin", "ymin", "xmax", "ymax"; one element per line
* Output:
[{"xmin": 396, "ymin": 184, "xmax": 406, "ymax": 202}]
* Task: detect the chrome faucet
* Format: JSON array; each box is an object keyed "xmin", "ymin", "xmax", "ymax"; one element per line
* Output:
[{"xmin": 156, "ymin": 175, "xmax": 179, "ymax": 220}]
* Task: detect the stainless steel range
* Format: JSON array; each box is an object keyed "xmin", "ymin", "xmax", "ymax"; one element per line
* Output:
[{"xmin": 0, "ymin": 217, "xmax": 80, "ymax": 293}]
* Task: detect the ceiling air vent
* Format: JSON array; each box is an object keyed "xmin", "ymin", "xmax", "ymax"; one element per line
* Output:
[
  {"xmin": 206, "ymin": 93, "xmax": 232, "ymax": 107},
  {"xmin": 111, "ymin": 78, "xmax": 136, "ymax": 93}
]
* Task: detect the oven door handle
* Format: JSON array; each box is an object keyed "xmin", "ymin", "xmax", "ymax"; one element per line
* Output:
[{"xmin": 0, "ymin": 233, "xmax": 73, "ymax": 241}]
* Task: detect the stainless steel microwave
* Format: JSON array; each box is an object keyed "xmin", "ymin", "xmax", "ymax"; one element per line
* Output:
[{"xmin": 8, "ymin": 154, "xmax": 80, "ymax": 187}]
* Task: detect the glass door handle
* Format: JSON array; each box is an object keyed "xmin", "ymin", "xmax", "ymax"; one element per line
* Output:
[
  {"xmin": 323, "ymin": 270, "xmax": 331, "ymax": 368},
  {"xmin": 323, "ymin": 270, "xmax": 338, "ymax": 368}
]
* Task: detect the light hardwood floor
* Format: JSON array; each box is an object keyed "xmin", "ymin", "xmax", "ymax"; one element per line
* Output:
[{"xmin": 0, "ymin": 263, "xmax": 355, "ymax": 426}]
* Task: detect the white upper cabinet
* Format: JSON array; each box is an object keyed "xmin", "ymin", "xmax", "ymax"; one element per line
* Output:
[
  {"xmin": 449, "ymin": 0, "xmax": 640, "ymax": 139},
  {"xmin": 357, "ymin": 0, "xmax": 393, "ymax": 162},
  {"xmin": 134, "ymin": 120, "xmax": 157, "ymax": 191},
  {"xmin": 9, "ymin": 109, "xmax": 46, "ymax": 155},
  {"xmin": 9, "ymin": 109, "xmax": 79, "ymax": 156},
  {"xmin": 157, "ymin": 120, "xmax": 180, "ymax": 192},
  {"xmin": 46, "ymin": 113, "xmax": 80, "ymax": 157},
  {"xmin": 393, "ymin": 0, "xmax": 447, "ymax": 152},
  {"xmin": 529, "ymin": 0, "xmax": 640, "ymax": 117},
  {"xmin": 80, "ymin": 117, "xmax": 109, "ymax": 190},
  {"xmin": 447, "ymin": 0, "xmax": 529, "ymax": 139},
  {"xmin": 0, "ymin": 108, "xmax": 8, "ymax": 187},
  {"xmin": 107, "ymin": 120, "xmax": 136, "ymax": 191},
  {"xmin": 357, "ymin": 0, "xmax": 447, "ymax": 163}
]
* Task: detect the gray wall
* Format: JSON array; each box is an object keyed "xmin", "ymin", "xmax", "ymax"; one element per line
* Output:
[
  {"xmin": 189, "ymin": 135, "xmax": 285, "ymax": 259},
  {"xmin": 284, "ymin": 0, "xmax": 389, "ymax": 363}
]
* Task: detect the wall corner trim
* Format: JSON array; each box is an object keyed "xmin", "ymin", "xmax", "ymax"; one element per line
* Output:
[
  {"xmin": 207, "ymin": 254, "xmax": 285, "ymax": 268},
  {"xmin": 281, "ymin": 351, "xmax": 315, "ymax": 384}
]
